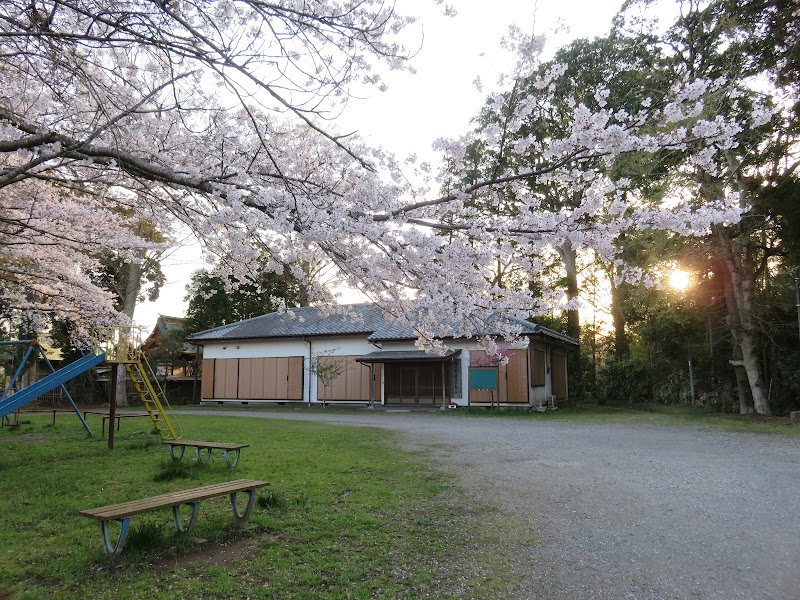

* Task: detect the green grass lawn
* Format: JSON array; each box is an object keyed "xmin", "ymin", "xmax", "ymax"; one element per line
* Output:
[{"xmin": 0, "ymin": 413, "xmax": 517, "ymax": 599}]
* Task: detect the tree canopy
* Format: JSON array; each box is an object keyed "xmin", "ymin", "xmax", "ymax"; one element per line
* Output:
[
  {"xmin": 183, "ymin": 268, "xmax": 304, "ymax": 334},
  {"xmin": 0, "ymin": 0, "xmax": 777, "ymax": 359}
]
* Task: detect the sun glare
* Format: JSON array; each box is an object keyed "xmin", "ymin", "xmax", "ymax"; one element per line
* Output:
[{"xmin": 669, "ymin": 270, "xmax": 691, "ymax": 292}]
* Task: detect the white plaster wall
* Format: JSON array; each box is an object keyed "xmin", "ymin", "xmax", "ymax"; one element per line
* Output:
[
  {"xmin": 203, "ymin": 337, "xmax": 380, "ymax": 404},
  {"xmin": 203, "ymin": 339, "xmax": 309, "ymax": 360},
  {"xmin": 202, "ymin": 336, "xmax": 554, "ymax": 406}
]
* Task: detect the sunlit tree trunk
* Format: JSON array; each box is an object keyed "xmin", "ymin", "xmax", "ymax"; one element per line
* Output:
[
  {"xmin": 717, "ymin": 229, "xmax": 770, "ymax": 414},
  {"xmin": 606, "ymin": 265, "xmax": 630, "ymax": 359},
  {"xmin": 114, "ymin": 260, "xmax": 143, "ymax": 407},
  {"xmin": 711, "ymin": 156, "xmax": 771, "ymax": 415},
  {"xmin": 557, "ymin": 241, "xmax": 582, "ymax": 403}
]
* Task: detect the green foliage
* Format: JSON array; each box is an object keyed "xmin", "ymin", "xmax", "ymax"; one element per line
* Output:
[
  {"xmin": 758, "ymin": 175, "xmax": 800, "ymax": 265},
  {"xmin": 594, "ymin": 357, "xmax": 653, "ymax": 405},
  {"xmin": 124, "ymin": 521, "xmax": 167, "ymax": 555},
  {"xmin": 528, "ymin": 313, "xmax": 569, "ymax": 334},
  {"xmin": 147, "ymin": 327, "xmax": 193, "ymax": 376},
  {"xmin": 183, "ymin": 268, "xmax": 303, "ymax": 333},
  {"xmin": 653, "ymin": 371, "xmax": 692, "ymax": 405},
  {"xmin": 257, "ymin": 489, "xmax": 291, "ymax": 512},
  {"xmin": 719, "ymin": 0, "xmax": 800, "ymax": 88}
]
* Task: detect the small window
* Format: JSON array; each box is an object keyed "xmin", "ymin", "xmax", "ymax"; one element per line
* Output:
[{"xmin": 531, "ymin": 349, "xmax": 546, "ymax": 387}]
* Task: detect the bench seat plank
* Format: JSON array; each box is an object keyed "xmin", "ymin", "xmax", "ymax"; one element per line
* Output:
[
  {"xmin": 162, "ymin": 440, "xmax": 249, "ymax": 468},
  {"xmin": 79, "ymin": 479, "xmax": 267, "ymax": 520},
  {"xmin": 162, "ymin": 440, "xmax": 249, "ymax": 450}
]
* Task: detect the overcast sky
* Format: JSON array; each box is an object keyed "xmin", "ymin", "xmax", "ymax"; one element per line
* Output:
[{"xmin": 135, "ymin": 0, "xmax": 627, "ymax": 332}]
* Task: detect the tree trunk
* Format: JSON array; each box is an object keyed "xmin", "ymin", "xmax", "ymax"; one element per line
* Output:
[
  {"xmin": 607, "ymin": 267, "xmax": 630, "ymax": 359},
  {"xmin": 720, "ymin": 371, "xmax": 737, "ymax": 412},
  {"xmin": 297, "ymin": 282, "xmax": 311, "ymax": 307},
  {"xmin": 114, "ymin": 260, "xmax": 143, "ymax": 407},
  {"xmin": 730, "ymin": 345, "xmax": 754, "ymax": 414},
  {"xmin": 717, "ymin": 229, "xmax": 770, "ymax": 414},
  {"xmin": 557, "ymin": 242, "xmax": 582, "ymax": 404}
]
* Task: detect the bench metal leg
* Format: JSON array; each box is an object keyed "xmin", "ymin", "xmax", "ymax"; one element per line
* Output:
[
  {"xmin": 195, "ymin": 447, "xmax": 212, "ymax": 464},
  {"xmin": 230, "ymin": 489, "xmax": 257, "ymax": 525},
  {"xmin": 223, "ymin": 448, "xmax": 241, "ymax": 469},
  {"xmin": 169, "ymin": 444, "xmax": 186, "ymax": 462},
  {"xmin": 172, "ymin": 500, "xmax": 201, "ymax": 534},
  {"xmin": 100, "ymin": 518, "xmax": 130, "ymax": 555}
]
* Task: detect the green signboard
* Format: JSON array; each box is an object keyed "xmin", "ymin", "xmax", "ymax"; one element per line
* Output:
[{"xmin": 470, "ymin": 368, "xmax": 498, "ymax": 390}]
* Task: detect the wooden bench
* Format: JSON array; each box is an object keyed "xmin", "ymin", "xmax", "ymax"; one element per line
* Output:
[
  {"xmin": 78, "ymin": 479, "xmax": 268, "ymax": 555},
  {"xmin": 82, "ymin": 410, "xmax": 151, "ymax": 437},
  {"xmin": 163, "ymin": 440, "xmax": 249, "ymax": 469},
  {"xmin": 1, "ymin": 408, "xmax": 72, "ymax": 428}
]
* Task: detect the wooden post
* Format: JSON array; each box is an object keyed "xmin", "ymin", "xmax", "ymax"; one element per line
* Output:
[
  {"xmin": 441, "ymin": 361, "xmax": 445, "ymax": 406},
  {"xmin": 109, "ymin": 364, "xmax": 117, "ymax": 450},
  {"xmin": 192, "ymin": 344, "xmax": 199, "ymax": 404}
]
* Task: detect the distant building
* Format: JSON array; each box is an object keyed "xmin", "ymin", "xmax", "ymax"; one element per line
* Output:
[
  {"xmin": 142, "ymin": 315, "xmax": 199, "ymax": 403},
  {"xmin": 189, "ymin": 304, "xmax": 578, "ymax": 408}
]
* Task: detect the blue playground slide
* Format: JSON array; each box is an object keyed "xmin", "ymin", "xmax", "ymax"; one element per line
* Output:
[{"xmin": 0, "ymin": 351, "xmax": 105, "ymax": 419}]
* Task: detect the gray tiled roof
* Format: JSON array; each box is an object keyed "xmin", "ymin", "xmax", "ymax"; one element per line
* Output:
[
  {"xmin": 188, "ymin": 303, "xmax": 578, "ymax": 347},
  {"xmin": 188, "ymin": 304, "xmax": 390, "ymax": 341}
]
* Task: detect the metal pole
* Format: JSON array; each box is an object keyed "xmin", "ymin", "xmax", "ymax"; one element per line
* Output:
[
  {"xmin": 109, "ymin": 364, "xmax": 117, "ymax": 450},
  {"xmin": 37, "ymin": 346, "xmax": 93, "ymax": 436},
  {"xmin": 688, "ymin": 352, "xmax": 696, "ymax": 406},
  {"xmin": 192, "ymin": 344, "xmax": 199, "ymax": 404},
  {"xmin": 0, "ymin": 344, "xmax": 35, "ymax": 403}
]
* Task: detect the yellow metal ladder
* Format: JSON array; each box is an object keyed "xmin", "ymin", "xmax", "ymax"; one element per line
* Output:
[
  {"xmin": 93, "ymin": 326, "xmax": 182, "ymax": 441},
  {"xmin": 123, "ymin": 355, "xmax": 182, "ymax": 440}
]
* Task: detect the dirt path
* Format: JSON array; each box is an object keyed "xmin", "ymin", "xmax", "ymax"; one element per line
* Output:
[{"xmin": 184, "ymin": 409, "xmax": 800, "ymax": 599}]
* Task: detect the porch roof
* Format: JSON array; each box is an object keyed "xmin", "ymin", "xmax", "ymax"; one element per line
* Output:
[{"xmin": 354, "ymin": 349, "xmax": 461, "ymax": 363}]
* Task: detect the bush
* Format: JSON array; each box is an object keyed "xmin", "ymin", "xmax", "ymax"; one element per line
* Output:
[
  {"xmin": 594, "ymin": 357, "xmax": 653, "ymax": 405},
  {"xmin": 654, "ymin": 371, "xmax": 692, "ymax": 405}
]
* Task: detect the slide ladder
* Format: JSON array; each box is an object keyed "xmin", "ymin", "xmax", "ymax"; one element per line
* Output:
[
  {"xmin": 123, "ymin": 354, "xmax": 182, "ymax": 441},
  {"xmin": 94, "ymin": 326, "xmax": 182, "ymax": 441}
]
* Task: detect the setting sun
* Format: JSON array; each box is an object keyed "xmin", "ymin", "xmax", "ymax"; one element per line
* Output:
[{"xmin": 669, "ymin": 269, "xmax": 691, "ymax": 292}]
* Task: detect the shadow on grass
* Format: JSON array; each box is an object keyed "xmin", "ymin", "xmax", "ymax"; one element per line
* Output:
[{"xmin": 153, "ymin": 460, "xmax": 210, "ymax": 482}]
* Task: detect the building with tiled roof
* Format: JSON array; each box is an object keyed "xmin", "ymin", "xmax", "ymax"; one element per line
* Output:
[{"xmin": 189, "ymin": 304, "xmax": 578, "ymax": 408}]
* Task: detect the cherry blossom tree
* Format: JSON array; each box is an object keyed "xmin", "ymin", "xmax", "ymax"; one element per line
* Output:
[
  {"xmin": 0, "ymin": 0, "xmax": 757, "ymax": 357},
  {"xmin": 0, "ymin": 0, "xmax": 426, "ymax": 331}
]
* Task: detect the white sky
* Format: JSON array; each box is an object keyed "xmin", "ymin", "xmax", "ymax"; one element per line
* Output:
[{"xmin": 134, "ymin": 0, "xmax": 626, "ymax": 333}]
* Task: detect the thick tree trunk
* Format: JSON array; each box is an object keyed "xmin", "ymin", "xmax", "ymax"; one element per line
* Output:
[
  {"xmin": 730, "ymin": 346, "xmax": 754, "ymax": 414},
  {"xmin": 114, "ymin": 260, "xmax": 143, "ymax": 407},
  {"xmin": 717, "ymin": 229, "xmax": 770, "ymax": 414},
  {"xmin": 557, "ymin": 242, "xmax": 582, "ymax": 404},
  {"xmin": 710, "ymin": 157, "xmax": 770, "ymax": 415},
  {"xmin": 297, "ymin": 283, "xmax": 311, "ymax": 307},
  {"xmin": 607, "ymin": 268, "xmax": 630, "ymax": 359}
]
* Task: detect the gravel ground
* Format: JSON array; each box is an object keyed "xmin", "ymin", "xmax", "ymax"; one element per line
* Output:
[{"xmin": 184, "ymin": 409, "xmax": 800, "ymax": 599}]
